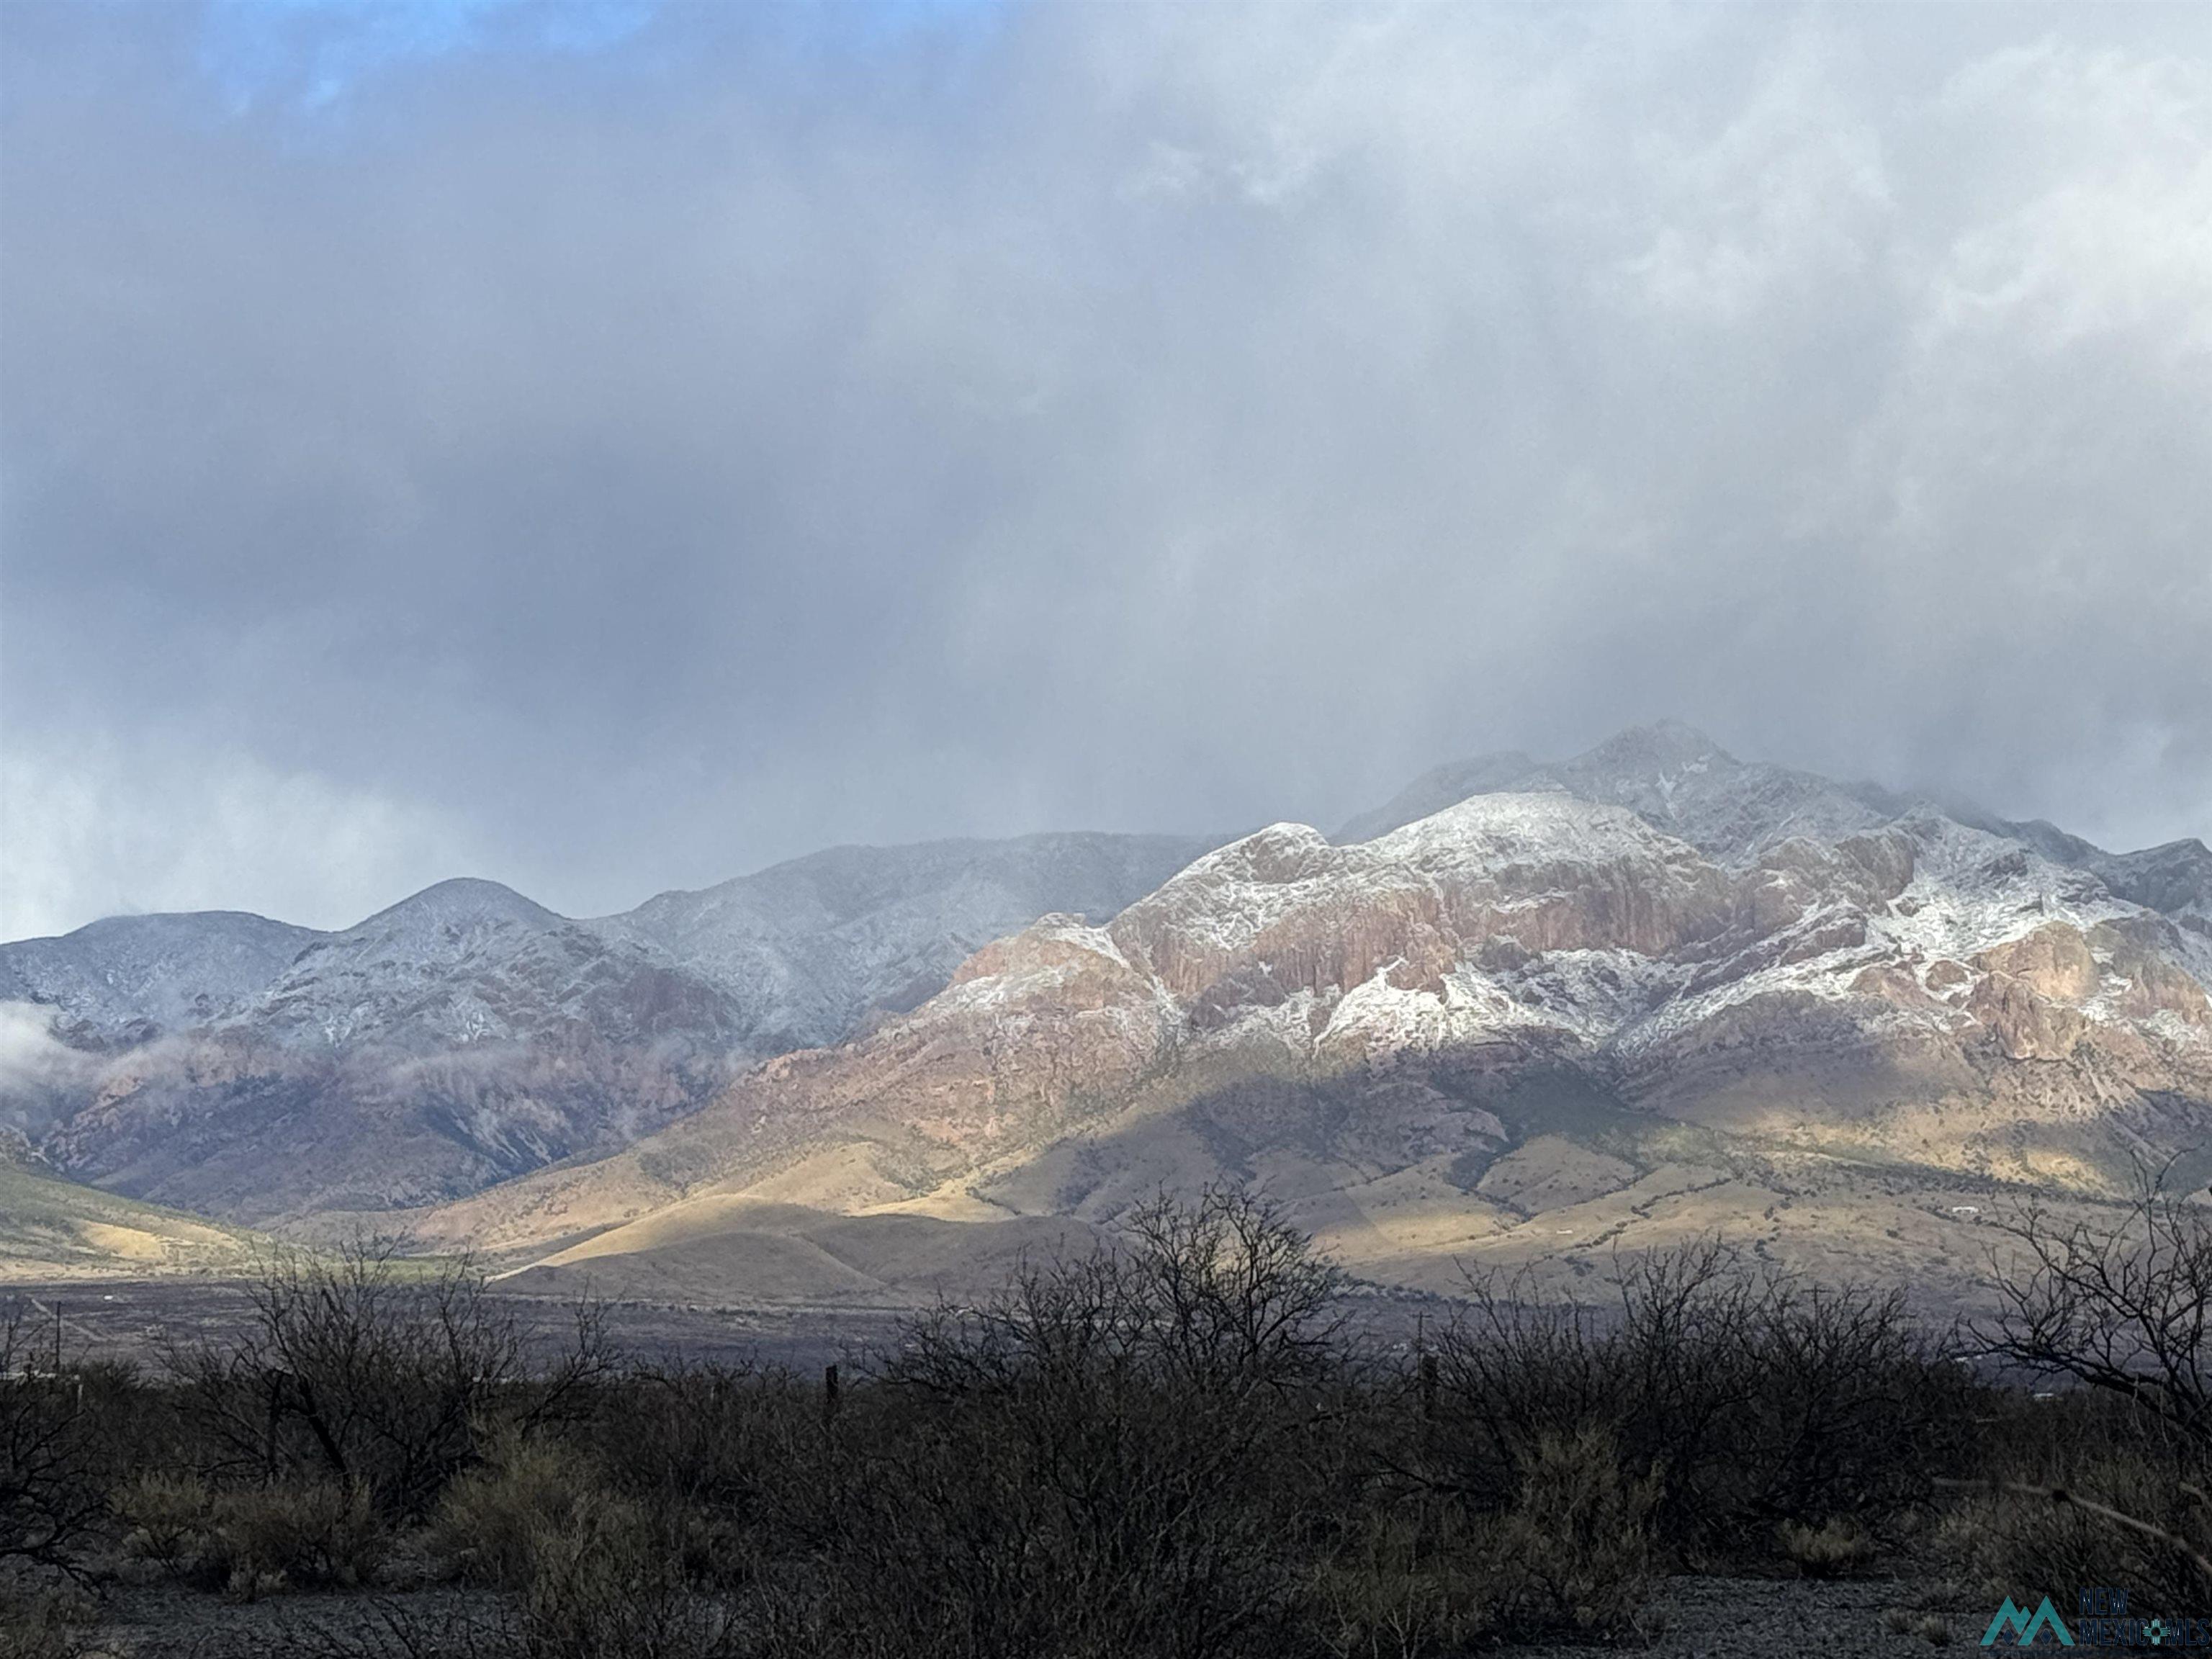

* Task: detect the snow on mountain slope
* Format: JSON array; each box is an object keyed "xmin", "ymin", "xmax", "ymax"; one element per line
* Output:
[
  {"xmin": 1344, "ymin": 721, "xmax": 1920, "ymax": 866},
  {"xmin": 601, "ymin": 832, "xmax": 1218, "ymax": 1049},
  {"xmin": 7, "ymin": 728, "xmax": 2202, "ymax": 1258},
  {"xmin": 0, "ymin": 911, "xmax": 323, "ymax": 1043},
  {"xmin": 1344, "ymin": 723, "xmax": 2208, "ymax": 936},
  {"xmin": 1, "ymin": 835, "xmax": 1220, "ymax": 1225},
  {"xmin": 237, "ymin": 878, "xmax": 745, "ymax": 1052},
  {"xmin": 425, "ymin": 786, "xmax": 2211, "ymax": 1274}
]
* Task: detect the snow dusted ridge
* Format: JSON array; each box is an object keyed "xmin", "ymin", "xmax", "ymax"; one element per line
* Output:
[
  {"xmin": 0, "ymin": 834, "xmax": 1217, "ymax": 1220},
  {"xmin": 1336, "ymin": 721, "xmax": 1901, "ymax": 860},
  {"xmin": 0, "ymin": 911, "xmax": 324, "ymax": 1045},
  {"xmin": 1088, "ymin": 791, "xmax": 2200, "ymax": 1071},
  {"xmin": 1337, "ymin": 723, "xmax": 2210, "ymax": 929},
  {"xmin": 881, "ymin": 785, "xmax": 2204, "ymax": 1107},
  {"xmin": 427, "ymin": 778, "xmax": 2209, "ymax": 1263},
  {"xmin": 1, "ymin": 837, "xmax": 1216, "ymax": 1056},
  {"xmin": 2, "ymin": 726, "xmax": 2203, "ymax": 1233}
]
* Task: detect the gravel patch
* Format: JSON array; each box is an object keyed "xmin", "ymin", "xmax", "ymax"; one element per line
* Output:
[
  {"xmin": 32, "ymin": 1570, "xmax": 1988, "ymax": 1658},
  {"xmin": 1521, "ymin": 1574, "xmax": 1978, "ymax": 1658}
]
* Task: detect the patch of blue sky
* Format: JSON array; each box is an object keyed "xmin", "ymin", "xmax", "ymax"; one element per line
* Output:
[
  {"xmin": 823, "ymin": 0, "xmax": 1008, "ymax": 53},
  {"xmin": 196, "ymin": 0, "xmax": 658, "ymax": 115}
]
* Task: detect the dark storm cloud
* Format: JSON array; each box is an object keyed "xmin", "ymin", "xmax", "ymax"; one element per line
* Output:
[{"xmin": 3, "ymin": 2, "xmax": 2208, "ymax": 938}]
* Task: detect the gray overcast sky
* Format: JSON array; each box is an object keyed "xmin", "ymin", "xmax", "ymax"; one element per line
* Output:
[{"xmin": 2, "ymin": 2, "xmax": 2208, "ymax": 940}]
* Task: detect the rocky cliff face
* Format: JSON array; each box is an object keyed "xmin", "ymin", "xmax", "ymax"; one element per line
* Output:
[
  {"xmin": 0, "ymin": 836, "xmax": 1215, "ymax": 1223},
  {"xmin": 1343, "ymin": 722, "xmax": 2212, "ymax": 929},
  {"xmin": 9, "ymin": 729, "xmax": 2204, "ymax": 1272},
  {"xmin": 421, "ymin": 779, "xmax": 2211, "ymax": 1291}
]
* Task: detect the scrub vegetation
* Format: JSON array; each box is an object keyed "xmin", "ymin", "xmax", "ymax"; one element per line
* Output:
[{"xmin": 4, "ymin": 1183, "xmax": 2209, "ymax": 1657}]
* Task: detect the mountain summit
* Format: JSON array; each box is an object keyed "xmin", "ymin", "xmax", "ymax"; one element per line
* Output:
[
  {"xmin": 1337, "ymin": 722, "xmax": 1899, "ymax": 859},
  {"xmin": 4, "ymin": 729, "xmax": 2204, "ymax": 1281},
  {"xmin": 420, "ymin": 763, "xmax": 2210, "ymax": 1308},
  {"xmin": 1, "ymin": 834, "xmax": 1214, "ymax": 1222}
]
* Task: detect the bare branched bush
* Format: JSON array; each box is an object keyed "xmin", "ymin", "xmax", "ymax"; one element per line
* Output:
[
  {"xmin": 828, "ymin": 1186, "xmax": 1354, "ymax": 1659},
  {"xmin": 26, "ymin": 1187, "xmax": 2146, "ymax": 1651},
  {"xmin": 1424, "ymin": 1242, "xmax": 1963, "ymax": 1562},
  {"xmin": 575, "ymin": 1359, "xmax": 832, "ymax": 1570},
  {"xmin": 166, "ymin": 1241, "xmax": 611, "ymax": 1520},
  {"xmin": 1979, "ymin": 1177, "xmax": 2212, "ymax": 1449},
  {"xmin": 1956, "ymin": 1180, "xmax": 2212, "ymax": 1601},
  {"xmin": 0, "ymin": 1303, "xmax": 108, "ymax": 1572}
]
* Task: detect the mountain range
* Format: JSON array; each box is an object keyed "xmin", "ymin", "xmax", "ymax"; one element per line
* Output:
[
  {"xmin": 4, "ymin": 723, "xmax": 2207, "ymax": 1305},
  {"xmin": 1, "ymin": 834, "xmax": 1213, "ymax": 1223}
]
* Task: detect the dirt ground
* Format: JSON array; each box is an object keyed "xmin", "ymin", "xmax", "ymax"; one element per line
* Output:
[
  {"xmin": 4, "ymin": 1277, "xmax": 909, "ymax": 1374},
  {"xmin": 6, "ymin": 1571, "xmax": 1994, "ymax": 1658},
  {"xmin": 6, "ymin": 1277, "xmax": 1455, "ymax": 1377}
]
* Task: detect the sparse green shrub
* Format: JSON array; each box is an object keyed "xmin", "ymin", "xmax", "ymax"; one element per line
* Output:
[
  {"xmin": 112, "ymin": 1470, "xmax": 387, "ymax": 1593},
  {"xmin": 1779, "ymin": 1516, "xmax": 1879, "ymax": 1578},
  {"xmin": 514, "ymin": 1503, "xmax": 734, "ymax": 1659},
  {"xmin": 112, "ymin": 1469, "xmax": 215, "ymax": 1580},
  {"xmin": 220, "ymin": 1478, "xmax": 389, "ymax": 1591},
  {"xmin": 1485, "ymin": 1427, "xmax": 1661, "ymax": 1640},
  {"xmin": 0, "ymin": 1583, "xmax": 99, "ymax": 1659},
  {"xmin": 1304, "ymin": 1502, "xmax": 1498, "ymax": 1659},
  {"xmin": 1939, "ymin": 1454, "xmax": 2212, "ymax": 1609},
  {"xmin": 431, "ymin": 1433, "xmax": 608, "ymax": 1591}
]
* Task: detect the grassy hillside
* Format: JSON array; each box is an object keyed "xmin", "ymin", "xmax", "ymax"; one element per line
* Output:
[{"xmin": 0, "ymin": 1158, "xmax": 259, "ymax": 1280}]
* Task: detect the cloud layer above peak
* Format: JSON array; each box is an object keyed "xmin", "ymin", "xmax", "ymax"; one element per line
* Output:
[{"xmin": 3, "ymin": 2, "xmax": 2207, "ymax": 940}]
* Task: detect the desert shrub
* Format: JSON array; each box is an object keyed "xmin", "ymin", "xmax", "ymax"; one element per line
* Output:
[
  {"xmin": 1778, "ymin": 1516, "xmax": 1879, "ymax": 1578},
  {"xmin": 1426, "ymin": 1243, "xmax": 1968, "ymax": 1563},
  {"xmin": 514, "ymin": 1506, "xmax": 734, "ymax": 1659},
  {"xmin": 0, "ymin": 1306, "xmax": 111, "ymax": 1571},
  {"xmin": 1303, "ymin": 1501, "xmax": 1498, "ymax": 1659},
  {"xmin": 1978, "ymin": 1178, "xmax": 2212, "ymax": 1451},
  {"xmin": 112, "ymin": 1468, "xmax": 216, "ymax": 1580},
  {"xmin": 0, "ymin": 1583, "xmax": 99, "ymax": 1659},
  {"xmin": 1483, "ymin": 1427, "xmax": 1661, "ymax": 1640},
  {"xmin": 221, "ymin": 1478, "xmax": 390, "ymax": 1593},
  {"xmin": 53, "ymin": 1189, "xmax": 2190, "ymax": 1647},
  {"xmin": 574, "ymin": 1358, "xmax": 837, "ymax": 1578},
  {"xmin": 112, "ymin": 1467, "xmax": 388, "ymax": 1593},
  {"xmin": 1938, "ymin": 1442, "xmax": 2212, "ymax": 1609},
  {"xmin": 1304, "ymin": 1428, "xmax": 1660, "ymax": 1653},
  {"xmin": 811, "ymin": 1186, "xmax": 1356, "ymax": 1659},
  {"xmin": 166, "ymin": 1242, "xmax": 611, "ymax": 1522},
  {"xmin": 432, "ymin": 1432, "xmax": 621, "ymax": 1591},
  {"xmin": 1955, "ymin": 1468, "xmax": 2212, "ymax": 1610},
  {"xmin": 425, "ymin": 1426, "xmax": 737, "ymax": 1657},
  {"xmin": 1950, "ymin": 1179, "xmax": 2212, "ymax": 1605}
]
